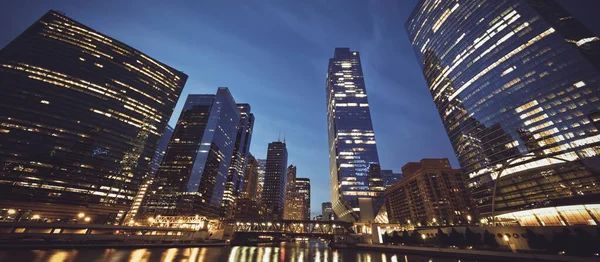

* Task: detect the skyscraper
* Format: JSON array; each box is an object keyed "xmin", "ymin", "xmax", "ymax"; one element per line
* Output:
[
  {"xmin": 262, "ymin": 141, "xmax": 288, "ymax": 219},
  {"xmin": 150, "ymin": 125, "xmax": 174, "ymax": 175},
  {"xmin": 144, "ymin": 88, "xmax": 240, "ymax": 218},
  {"xmin": 222, "ymin": 104, "xmax": 254, "ymax": 217},
  {"xmin": 407, "ymin": 0, "xmax": 600, "ymax": 225},
  {"xmin": 326, "ymin": 48, "xmax": 381, "ymax": 222},
  {"xmin": 256, "ymin": 158, "xmax": 267, "ymax": 202},
  {"xmin": 241, "ymin": 154, "xmax": 259, "ymax": 202},
  {"xmin": 0, "ymin": 10, "xmax": 187, "ymax": 223},
  {"xmin": 296, "ymin": 178, "xmax": 311, "ymax": 221},
  {"xmin": 283, "ymin": 165, "xmax": 297, "ymax": 219}
]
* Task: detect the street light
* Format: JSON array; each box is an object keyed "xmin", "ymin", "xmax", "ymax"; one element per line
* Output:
[
  {"xmin": 32, "ymin": 214, "xmax": 40, "ymax": 220},
  {"xmin": 84, "ymin": 217, "xmax": 91, "ymax": 222},
  {"xmin": 78, "ymin": 213, "xmax": 85, "ymax": 219},
  {"xmin": 7, "ymin": 209, "xmax": 16, "ymax": 215}
]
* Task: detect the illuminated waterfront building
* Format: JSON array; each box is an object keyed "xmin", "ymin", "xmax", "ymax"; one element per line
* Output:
[
  {"xmin": 283, "ymin": 165, "xmax": 297, "ymax": 220},
  {"xmin": 150, "ymin": 125, "xmax": 174, "ymax": 175},
  {"xmin": 261, "ymin": 141, "xmax": 288, "ymax": 219},
  {"xmin": 144, "ymin": 88, "xmax": 240, "ymax": 218},
  {"xmin": 222, "ymin": 104, "xmax": 254, "ymax": 217},
  {"xmin": 407, "ymin": 0, "xmax": 600, "ymax": 225},
  {"xmin": 0, "ymin": 10, "xmax": 187, "ymax": 223},
  {"xmin": 326, "ymin": 48, "xmax": 381, "ymax": 222},
  {"xmin": 385, "ymin": 159, "xmax": 475, "ymax": 226}
]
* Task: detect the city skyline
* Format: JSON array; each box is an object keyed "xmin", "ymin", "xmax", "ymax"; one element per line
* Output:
[{"xmin": 1, "ymin": 1, "xmax": 600, "ymax": 216}]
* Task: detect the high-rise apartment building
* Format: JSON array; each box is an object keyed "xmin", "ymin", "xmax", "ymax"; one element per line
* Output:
[
  {"xmin": 144, "ymin": 88, "xmax": 240, "ymax": 218},
  {"xmin": 326, "ymin": 48, "xmax": 381, "ymax": 222},
  {"xmin": 261, "ymin": 141, "xmax": 288, "ymax": 219},
  {"xmin": 222, "ymin": 104, "xmax": 254, "ymax": 217},
  {"xmin": 150, "ymin": 125, "xmax": 174, "ymax": 175},
  {"xmin": 385, "ymin": 159, "xmax": 475, "ymax": 226},
  {"xmin": 407, "ymin": 0, "xmax": 600, "ymax": 225},
  {"xmin": 322, "ymin": 202, "xmax": 335, "ymax": 221},
  {"xmin": 0, "ymin": 10, "xmax": 187, "ymax": 223},
  {"xmin": 241, "ymin": 154, "xmax": 259, "ymax": 202}
]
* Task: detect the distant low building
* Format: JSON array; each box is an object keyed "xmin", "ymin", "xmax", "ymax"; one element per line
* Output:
[
  {"xmin": 322, "ymin": 202, "xmax": 335, "ymax": 221},
  {"xmin": 385, "ymin": 158, "xmax": 476, "ymax": 227}
]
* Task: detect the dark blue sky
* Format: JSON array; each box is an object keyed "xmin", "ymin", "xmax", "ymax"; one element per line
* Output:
[{"xmin": 1, "ymin": 0, "xmax": 599, "ymax": 216}]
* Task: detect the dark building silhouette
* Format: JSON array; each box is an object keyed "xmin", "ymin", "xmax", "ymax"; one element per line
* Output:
[
  {"xmin": 261, "ymin": 141, "xmax": 288, "ymax": 219},
  {"xmin": 0, "ymin": 10, "xmax": 187, "ymax": 223},
  {"xmin": 407, "ymin": 0, "xmax": 600, "ymax": 223},
  {"xmin": 326, "ymin": 48, "xmax": 381, "ymax": 222},
  {"xmin": 144, "ymin": 88, "xmax": 240, "ymax": 218},
  {"xmin": 381, "ymin": 169, "xmax": 403, "ymax": 189}
]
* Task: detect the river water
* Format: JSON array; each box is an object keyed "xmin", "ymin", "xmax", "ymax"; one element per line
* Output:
[{"xmin": 0, "ymin": 240, "xmax": 497, "ymax": 262}]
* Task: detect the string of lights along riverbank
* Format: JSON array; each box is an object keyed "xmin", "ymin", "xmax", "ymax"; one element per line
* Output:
[{"xmin": 406, "ymin": 0, "xmax": 600, "ymax": 226}]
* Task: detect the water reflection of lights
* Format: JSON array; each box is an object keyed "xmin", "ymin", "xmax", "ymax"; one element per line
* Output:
[
  {"xmin": 391, "ymin": 254, "xmax": 398, "ymax": 262},
  {"xmin": 49, "ymin": 250, "xmax": 77, "ymax": 262},
  {"xmin": 382, "ymin": 253, "xmax": 387, "ymax": 262},
  {"xmin": 128, "ymin": 249, "xmax": 149, "ymax": 262},
  {"xmin": 262, "ymin": 247, "xmax": 271, "ymax": 262},
  {"xmin": 188, "ymin": 248, "xmax": 199, "ymax": 262},
  {"xmin": 333, "ymin": 250, "xmax": 339, "ymax": 262},
  {"xmin": 162, "ymin": 248, "xmax": 178, "ymax": 262},
  {"xmin": 228, "ymin": 246, "xmax": 240, "ymax": 262}
]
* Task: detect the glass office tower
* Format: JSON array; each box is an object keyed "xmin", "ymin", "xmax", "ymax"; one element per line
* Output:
[
  {"xmin": 222, "ymin": 104, "xmax": 254, "ymax": 217},
  {"xmin": 0, "ymin": 10, "xmax": 187, "ymax": 223},
  {"xmin": 407, "ymin": 0, "xmax": 600, "ymax": 225},
  {"xmin": 150, "ymin": 125, "xmax": 174, "ymax": 175},
  {"xmin": 262, "ymin": 141, "xmax": 288, "ymax": 219},
  {"xmin": 145, "ymin": 88, "xmax": 240, "ymax": 218},
  {"xmin": 326, "ymin": 48, "xmax": 381, "ymax": 222}
]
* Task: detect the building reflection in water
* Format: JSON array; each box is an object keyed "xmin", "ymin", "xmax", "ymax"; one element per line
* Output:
[{"xmin": 0, "ymin": 241, "xmax": 473, "ymax": 262}]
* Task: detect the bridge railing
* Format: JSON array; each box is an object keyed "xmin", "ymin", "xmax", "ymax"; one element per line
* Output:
[{"xmin": 232, "ymin": 220, "xmax": 352, "ymax": 235}]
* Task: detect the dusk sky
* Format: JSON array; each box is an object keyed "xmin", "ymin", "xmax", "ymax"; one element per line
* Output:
[{"xmin": 1, "ymin": 0, "xmax": 599, "ymax": 216}]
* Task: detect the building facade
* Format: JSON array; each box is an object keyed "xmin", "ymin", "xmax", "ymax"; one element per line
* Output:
[
  {"xmin": 406, "ymin": 0, "xmax": 600, "ymax": 224},
  {"xmin": 326, "ymin": 48, "xmax": 381, "ymax": 222},
  {"xmin": 322, "ymin": 202, "xmax": 335, "ymax": 221},
  {"xmin": 283, "ymin": 165, "xmax": 297, "ymax": 220},
  {"xmin": 0, "ymin": 10, "xmax": 187, "ymax": 223},
  {"xmin": 261, "ymin": 141, "xmax": 288, "ymax": 219},
  {"xmin": 381, "ymin": 170, "xmax": 403, "ymax": 189},
  {"xmin": 241, "ymin": 154, "xmax": 259, "ymax": 202},
  {"xmin": 385, "ymin": 159, "xmax": 475, "ymax": 227},
  {"xmin": 222, "ymin": 104, "xmax": 254, "ymax": 217},
  {"xmin": 144, "ymin": 88, "xmax": 240, "ymax": 218},
  {"xmin": 296, "ymin": 178, "xmax": 311, "ymax": 221},
  {"xmin": 256, "ymin": 158, "xmax": 266, "ymax": 202},
  {"xmin": 233, "ymin": 198, "xmax": 269, "ymax": 221},
  {"xmin": 150, "ymin": 125, "xmax": 174, "ymax": 175}
]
